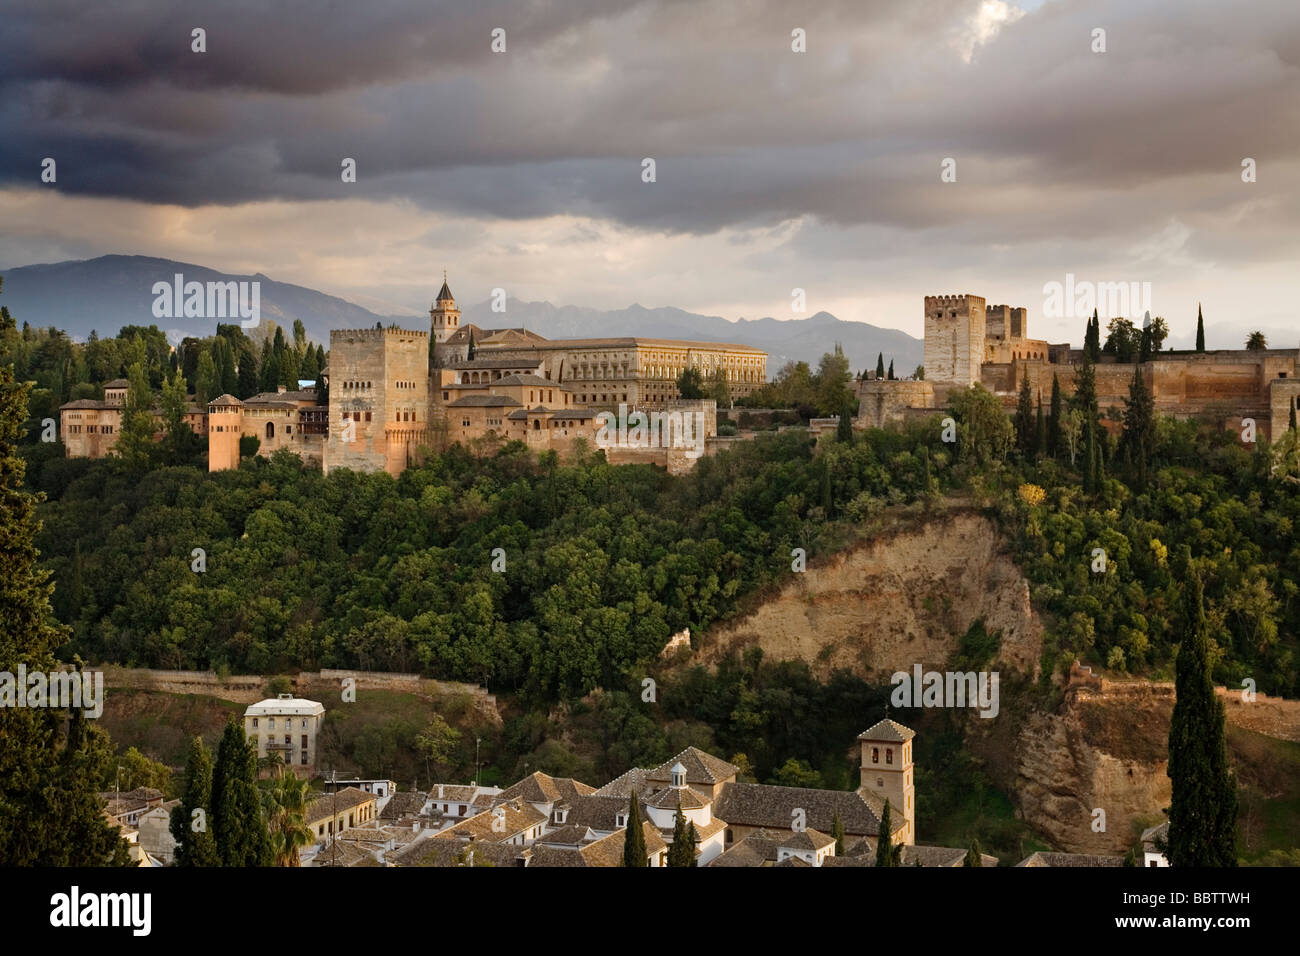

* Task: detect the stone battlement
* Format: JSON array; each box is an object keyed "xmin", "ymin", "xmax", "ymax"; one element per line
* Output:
[
  {"xmin": 330, "ymin": 327, "xmax": 429, "ymax": 342},
  {"xmin": 924, "ymin": 294, "xmax": 979, "ymax": 310}
]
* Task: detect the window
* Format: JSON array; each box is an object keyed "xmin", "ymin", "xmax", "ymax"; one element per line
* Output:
[
  {"xmin": 252, "ymin": 718, "xmax": 258, "ymax": 728},
  {"xmin": 886, "ymin": 748, "xmax": 893, "ymax": 765},
  {"xmin": 266, "ymin": 421, "xmax": 274, "ymax": 439},
  {"xmin": 301, "ymin": 749, "xmax": 309, "ymax": 766},
  {"xmin": 301, "ymin": 734, "xmax": 308, "ymax": 750},
  {"xmin": 269, "ymin": 718, "xmax": 275, "ymax": 729},
  {"xmin": 364, "ymin": 412, "xmax": 372, "ymax": 422},
  {"xmin": 871, "ymin": 747, "xmax": 879, "ymax": 764}
]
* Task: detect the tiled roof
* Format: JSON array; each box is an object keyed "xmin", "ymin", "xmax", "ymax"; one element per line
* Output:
[
  {"xmin": 304, "ymin": 787, "xmax": 376, "ymax": 824},
  {"xmin": 208, "ymin": 393, "xmax": 243, "ymax": 406},
  {"xmin": 563, "ymin": 794, "xmax": 628, "ymax": 832},
  {"xmin": 448, "ymin": 358, "xmax": 542, "ymax": 370},
  {"xmin": 434, "ymin": 798, "xmax": 547, "ymax": 843},
  {"xmin": 774, "ymin": 855, "xmax": 812, "ymax": 867},
  {"xmin": 1141, "ymin": 821, "xmax": 1169, "ymax": 847},
  {"xmin": 448, "ymin": 394, "xmax": 523, "ymax": 408},
  {"xmin": 645, "ymin": 786, "xmax": 709, "ymax": 811},
  {"xmin": 709, "ymin": 833, "xmax": 778, "ymax": 867},
  {"xmin": 492, "ymin": 374, "xmax": 573, "ymax": 390},
  {"xmin": 103, "ymin": 379, "xmax": 130, "ymax": 389},
  {"xmin": 379, "ymin": 790, "xmax": 428, "ymax": 820},
  {"xmin": 61, "ymin": 398, "xmax": 114, "ymax": 409},
  {"xmin": 430, "ymin": 784, "xmax": 479, "ymax": 803},
  {"xmin": 714, "ymin": 782, "xmax": 885, "ymax": 837},
  {"xmin": 857, "ymin": 718, "xmax": 915, "ymax": 743},
  {"xmin": 497, "ymin": 772, "xmax": 594, "ymax": 806},
  {"xmin": 591, "ymin": 768, "xmax": 653, "ymax": 799},
  {"xmin": 778, "ymin": 828, "xmax": 835, "ymax": 852},
  {"xmin": 529, "ymin": 821, "xmax": 665, "ymax": 868},
  {"xmin": 647, "ymin": 747, "xmax": 738, "ymax": 787},
  {"xmin": 547, "ymin": 409, "xmax": 598, "ymax": 420},
  {"xmin": 310, "ymin": 840, "xmax": 374, "ymax": 867},
  {"xmin": 898, "ymin": 844, "xmax": 999, "ymax": 867}
]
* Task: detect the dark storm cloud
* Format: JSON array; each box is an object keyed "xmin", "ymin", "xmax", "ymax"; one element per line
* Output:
[{"xmin": 2, "ymin": 0, "xmax": 1298, "ymax": 244}]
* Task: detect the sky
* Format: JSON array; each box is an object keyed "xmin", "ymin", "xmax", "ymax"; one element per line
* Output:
[{"xmin": 2, "ymin": 0, "xmax": 1298, "ymax": 347}]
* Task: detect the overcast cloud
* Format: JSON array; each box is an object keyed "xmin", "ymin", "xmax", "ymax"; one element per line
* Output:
[{"xmin": 1, "ymin": 0, "xmax": 1297, "ymax": 343}]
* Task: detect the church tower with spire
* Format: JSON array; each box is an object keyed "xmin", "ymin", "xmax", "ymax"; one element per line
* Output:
[{"xmin": 430, "ymin": 271, "xmax": 460, "ymax": 346}]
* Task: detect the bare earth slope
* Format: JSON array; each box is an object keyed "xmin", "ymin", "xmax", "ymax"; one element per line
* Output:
[{"xmin": 696, "ymin": 509, "xmax": 1043, "ymax": 681}]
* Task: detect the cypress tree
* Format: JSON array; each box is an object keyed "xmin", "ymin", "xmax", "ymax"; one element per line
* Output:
[
  {"xmin": 237, "ymin": 348, "xmax": 258, "ymax": 400},
  {"xmin": 875, "ymin": 352, "xmax": 885, "ymax": 380},
  {"xmin": 0, "ymin": 354, "xmax": 129, "ymax": 865},
  {"xmin": 667, "ymin": 810, "xmax": 697, "ymax": 867},
  {"xmin": 1195, "ymin": 304, "xmax": 1206, "ymax": 353},
  {"xmin": 212, "ymin": 719, "xmax": 272, "ymax": 867},
  {"xmin": 171, "ymin": 736, "xmax": 219, "ymax": 866},
  {"xmin": 467, "ymin": 329, "xmax": 477, "ymax": 361},
  {"xmin": 831, "ymin": 810, "xmax": 845, "ymax": 856},
  {"xmin": 1122, "ymin": 363, "xmax": 1155, "ymax": 490},
  {"xmin": 887, "ymin": 359, "xmax": 895, "ymax": 381},
  {"xmin": 1167, "ymin": 556, "xmax": 1238, "ymax": 867},
  {"xmin": 875, "ymin": 800, "xmax": 901, "ymax": 866},
  {"xmin": 963, "ymin": 839, "xmax": 983, "ymax": 866},
  {"xmin": 1015, "ymin": 374, "xmax": 1034, "ymax": 456},
  {"xmin": 622, "ymin": 794, "xmax": 646, "ymax": 867},
  {"xmin": 837, "ymin": 401, "xmax": 853, "ymax": 443},
  {"xmin": 1290, "ymin": 397, "xmax": 1296, "ymax": 432},
  {"xmin": 217, "ymin": 338, "xmax": 238, "ymax": 396},
  {"xmin": 1048, "ymin": 374, "xmax": 1062, "ymax": 458},
  {"xmin": 1073, "ymin": 359, "xmax": 1099, "ymax": 489},
  {"xmin": 1036, "ymin": 392, "xmax": 1046, "ymax": 458}
]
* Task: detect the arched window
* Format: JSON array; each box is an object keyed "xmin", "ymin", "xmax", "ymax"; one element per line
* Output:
[{"xmin": 266, "ymin": 422, "xmax": 274, "ymax": 439}]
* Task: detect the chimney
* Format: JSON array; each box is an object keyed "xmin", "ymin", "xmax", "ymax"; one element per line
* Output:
[{"xmin": 277, "ymin": 385, "xmax": 287, "ymax": 394}]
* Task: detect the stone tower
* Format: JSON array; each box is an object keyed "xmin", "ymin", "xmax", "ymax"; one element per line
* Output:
[
  {"xmin": 323, "ymin": 327, "xmax": 430, "ymax": 478},
  {"xmin": 207, "ymin": 394, "xmax": 244, "ymax": 472},
  {"xmin": 430, "ymin": 272, "xmax": 460, "ymax": 345},
  {"xmin": 857, "ymin": 718, "xmax": 915, "ymax": 846},
  {"xmin": 923, "ymin": 294, "xmax": 986, "ymax": 386}
]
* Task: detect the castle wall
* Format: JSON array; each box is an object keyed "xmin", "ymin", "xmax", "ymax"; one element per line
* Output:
[{"xmin": 854, "ymin": 380, "xmax": 935, "ymax": 429}]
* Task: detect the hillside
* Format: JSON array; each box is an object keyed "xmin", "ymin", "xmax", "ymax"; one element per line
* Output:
[{"xmin": 0, "ymin": 255, "xmax": 923, "ymax": 373}]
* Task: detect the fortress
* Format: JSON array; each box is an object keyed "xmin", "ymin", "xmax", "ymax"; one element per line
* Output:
[
  {"xmin": 197, "ymin": 276, "xmax": 766, "ymax": 477},
  {"xmin": 859, "ymin": 293, "xmax": 1300, "ymax": 443}
]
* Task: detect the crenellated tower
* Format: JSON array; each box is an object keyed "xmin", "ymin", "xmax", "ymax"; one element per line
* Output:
[{"xmin": 923, "ymin": 293, "xmax": 986, "ymax": 386}]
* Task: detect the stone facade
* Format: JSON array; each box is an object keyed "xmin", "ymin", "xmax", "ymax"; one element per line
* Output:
[
  {"xmin": 923, "ymin": 294, "xmax": 986, "ymax": 387},
  {"xmin": 900, "ymin": 293, "xmax": 1300, "ymax": 443},
  {"xmin": 322, "ymin": 327, "xmax": 430, "ymax": 477}
]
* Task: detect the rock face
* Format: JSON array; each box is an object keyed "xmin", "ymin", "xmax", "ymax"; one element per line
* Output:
[
  {"xmin": 697, "ymin": 510, "xmax": 1043, "ymax": 681},
  {"xmin": 1003, "ymin": 684, "xmax": 1174, "ymax": 854}
]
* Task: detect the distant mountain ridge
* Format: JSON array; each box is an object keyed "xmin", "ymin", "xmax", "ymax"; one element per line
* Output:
[{"xmin": 1, "ymin": 255, "xmax": 922, "ymax": 375}]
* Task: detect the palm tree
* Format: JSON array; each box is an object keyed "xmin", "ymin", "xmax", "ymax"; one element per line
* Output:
[
  {"xmin": 263, "ymin": 767, "xmax": 314, "ymax": 867},
  {"xmin": 1245, "ymin": 331, "xmax": 1268, "ymax": 351}
]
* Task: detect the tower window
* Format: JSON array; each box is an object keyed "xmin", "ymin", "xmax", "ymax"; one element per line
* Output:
[
  {"xmin": 886, "ymin": 748, "xmax": 893, "ymax": 765},
  {"xmin": 871, "ymin": 747, "xmax": 879, "ymax": 764}
]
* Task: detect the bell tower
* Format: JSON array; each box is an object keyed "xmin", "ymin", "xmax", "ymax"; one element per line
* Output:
[
  {"xmin": 857, "ymin": 718, "xmax": 915, "ymax": 846},
  {"xmin": 430, "ymin": 271, "xmax": 460, "ymax": 345}
]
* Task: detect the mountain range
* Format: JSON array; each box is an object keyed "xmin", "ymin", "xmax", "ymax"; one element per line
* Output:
[{"xmin": 0, "ymin": 255, "xmax": 922, "ymax": 376}]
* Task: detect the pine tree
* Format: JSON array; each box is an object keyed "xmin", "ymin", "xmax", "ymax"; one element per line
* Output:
[
  {"xmin": 113, "ymin": 362, "xmax": 158, "ymax": 472},
  {"xmin": 831, "ymin": 810, "xmax": 845, "ymax": 856},
  {"xmin": 0, "ymin": 356, "xmax": 129, "ymax": 866},
  {"xmin": 1048, "ymin": 374, "xmax": 1062, "ymax": 459},
  {"xmin": 875, "ymin": 800, "xmax": 901, "ymax": 866},
  {"xmin": 1195, "ymin": 304, "xmax": 1206, "ymax": 353},
  {"xmin": 667, "ymin": 810, "xmax": 696, "ymax": 867},
  {"xmin": 171, "ymin": 736, "xmax": 219, "ymax": 866},
  {"xmin": 1015, "ymin": 374, "xmax": 1034, "ymax": 457},
  {"xmin": 875, "ymin": 352, "xmax": 885, "ymax": 380},
  {"xmin": 212, "ymin": 719, "xmax": 272, "ymax": 867},
  {"xmin": 622, "ymin": 794, "xmax": 647, "ymax": 867},
  {"xmin": 1167, "ymin": 556, "xmax": 1238, "ymax": 867},
  {"xmin": 963, "ymin": 839, "xmax": 983, "ymax": 866}
]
